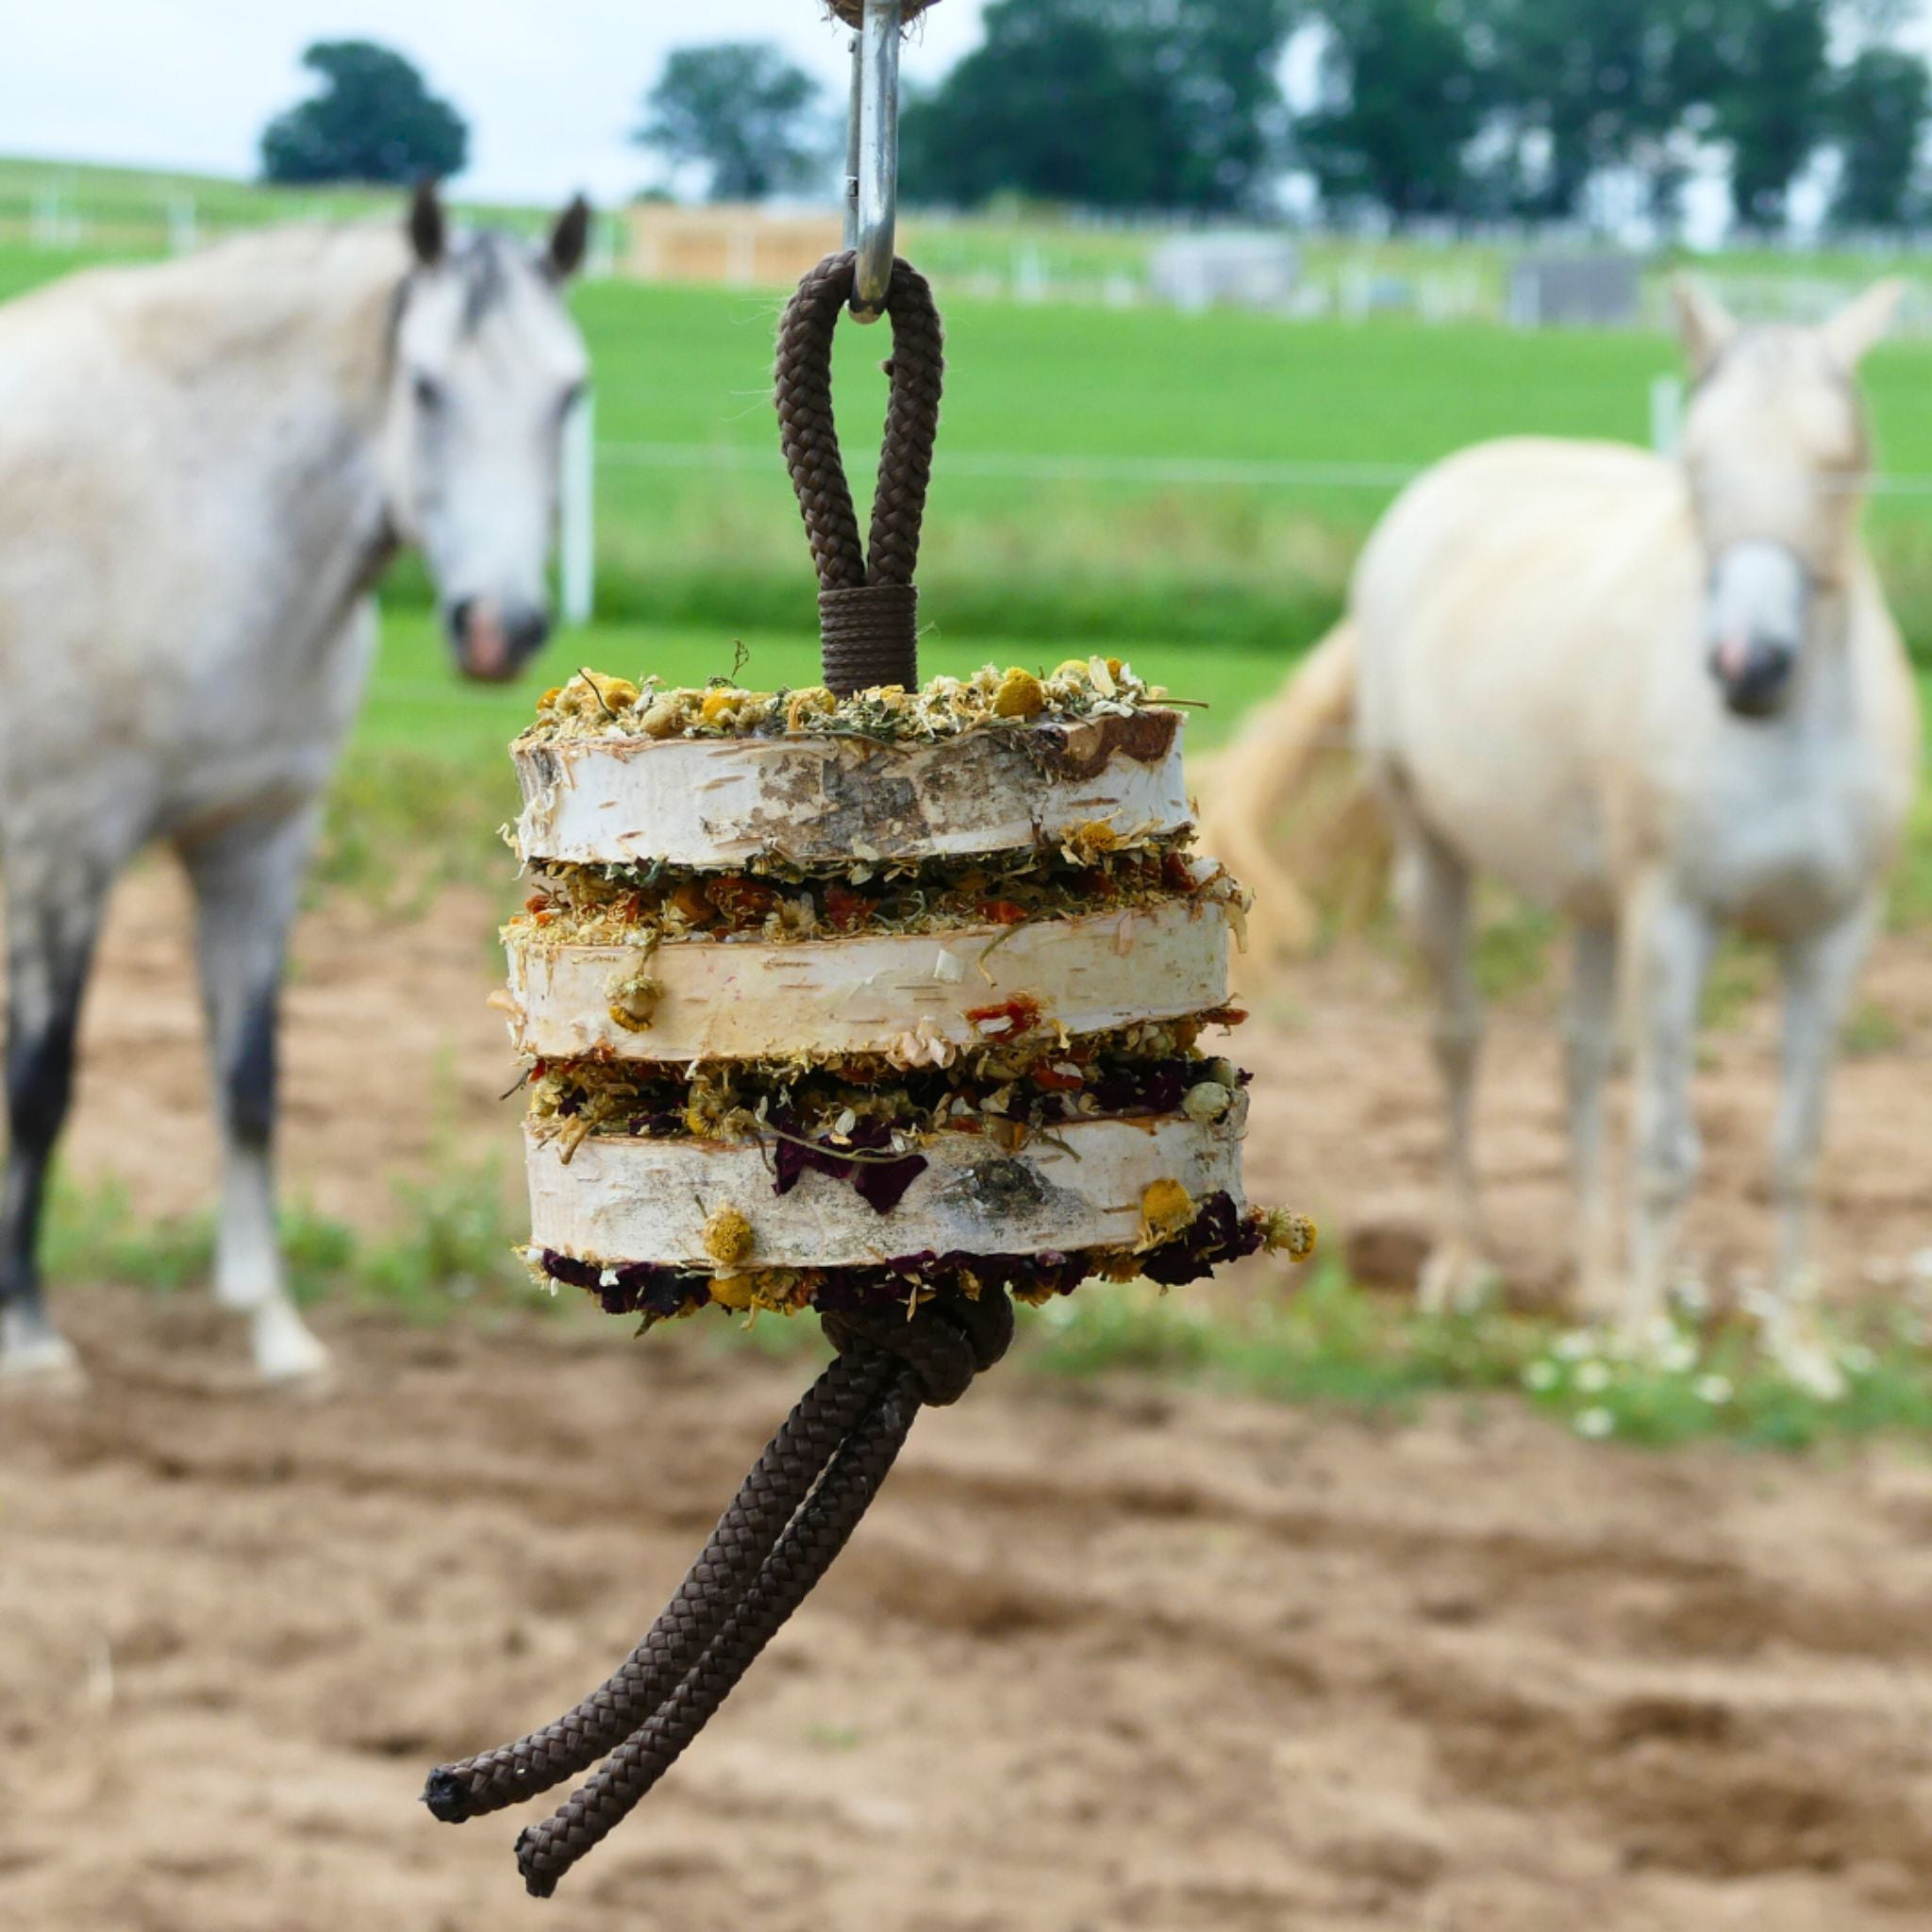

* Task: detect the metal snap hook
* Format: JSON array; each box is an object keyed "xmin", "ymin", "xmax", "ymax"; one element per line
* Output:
[{"xmin": 843, "ymin": 0, "xmax": 902, "ymax": 324}]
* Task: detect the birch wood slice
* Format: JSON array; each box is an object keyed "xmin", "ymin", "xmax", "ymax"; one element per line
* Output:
[
  {"xmin": 506, "ymin": 900, "xmax": 1232, "ymax": 1065},
  {"xmin": 526, "ymin": 1100, "xmax": 1248, "ymax": 1272},
  {"xmin": 512, "ymin": 712, "xmax": 1188, "ymax": 869}
]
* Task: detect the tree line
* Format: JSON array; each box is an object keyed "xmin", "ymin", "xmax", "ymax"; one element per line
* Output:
[
  {"xmin": 1289, "ymin": 0, "xmax": 1928, "ymax": 230},
  {"xmin": 252, "ymin": 13, "xmax": 1932, "ymax": 237},
  {"xmin": 646, "ymin": 0, "xmax": 1932, "ymax": 234}
]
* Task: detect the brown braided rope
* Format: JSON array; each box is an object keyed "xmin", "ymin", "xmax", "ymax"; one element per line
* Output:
[
  {"xmin": 423, "ymin": 1347, "xmax": 895, "ymax": 1823},
  {"xmin": 824, "ymin": 0, "xmax": 942, "ymax": 25},
  {"xmin": 516, "ymin": 1375, "xmax": 922, "ymax": 1895},
  {"xmin": 425, "ymin": 1288, "xmax": 1013, "ymax": 1898},
  {"xmin": 776, "ymin": 250, "xmax": 944, "ymax": 693}
]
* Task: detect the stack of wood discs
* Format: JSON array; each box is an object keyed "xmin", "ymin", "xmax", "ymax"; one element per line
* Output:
[{"xmin": 501, "ymin": 658, "xmax": 1309, "ymax": 1327}]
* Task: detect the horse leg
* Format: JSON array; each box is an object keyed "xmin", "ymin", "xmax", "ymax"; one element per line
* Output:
[
  {"xmin": 1, "ymin": 852, "xmax": 109, "ymax": 1388},
  {"xmin": 178, "ymin": 808, "xmax": 330, "ymax": 1385},
  {"xmin": 1624, "ymin": 882, "xmax": 1715, "ymax": 1344},
  {"xmin": 1565, "ymin": 924, "xmax": 1620, "ymax": 1320},
  {"xmin": 1402, "ymin": 832, "xmax": 1493, "ymax": 1311},
  {"xmin": 1760, "ymin": 903, "xmax": 1876, "ymax": 1398}
]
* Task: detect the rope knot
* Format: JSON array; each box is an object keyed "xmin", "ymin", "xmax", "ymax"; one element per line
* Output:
[{"xmin": 824, "ymin": 1287, "xmax": 1015, "ymax": 1407}]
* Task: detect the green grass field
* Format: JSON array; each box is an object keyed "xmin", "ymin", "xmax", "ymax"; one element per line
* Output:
[{"xmin": 8, "ymin": 157, "xmax": 1932, "ymax": 659}]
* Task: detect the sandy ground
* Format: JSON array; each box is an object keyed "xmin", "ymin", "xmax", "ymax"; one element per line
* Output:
[{"xmin": 4, "ymin": 867, "xmax": 1932, "ymax": 1929}]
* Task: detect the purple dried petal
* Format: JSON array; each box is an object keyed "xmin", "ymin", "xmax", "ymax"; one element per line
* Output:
[
  {"xmin": 1139, "ymin": 1191, "xmax": 1263, "ymax": 1287},
  {"xmin": 541, "ymin": 1250, "xmax": 602, "ymax": 1291},
  {"xmin": 853, "ymin": 1154, "xmax": 929, "ymax": 1214}
]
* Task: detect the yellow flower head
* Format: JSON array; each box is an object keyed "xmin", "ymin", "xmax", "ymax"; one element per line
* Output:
[
  {"xmin": 702, "ymin": 1206, "xmax": 757, "ymax": 1267},
  {"xmin": 584, "ymin": 673, "xmax": 639, "ymax": 711},
  {"xmin": 1262, "ymin": 1208, "xmax": 1318, "ymax": 1262},
  {"xmin": 992, "ymin": 668, "xmax": 1045, "ymax": 719}
]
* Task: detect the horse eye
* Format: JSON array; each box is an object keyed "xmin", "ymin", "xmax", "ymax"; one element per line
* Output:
[{"xmin": 412, "ymin": 373, "xmax": 444, "ymax": 412}]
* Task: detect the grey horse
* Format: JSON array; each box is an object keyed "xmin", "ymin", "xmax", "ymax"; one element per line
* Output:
[{"xmin": 0, "ymin": 185, "xmax": 591, "ymax": 1388}]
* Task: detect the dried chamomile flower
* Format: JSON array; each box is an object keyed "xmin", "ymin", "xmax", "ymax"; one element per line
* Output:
[{"xmin": 702, "ymin": 1207, "xmax": 757, "ymax": 1267}]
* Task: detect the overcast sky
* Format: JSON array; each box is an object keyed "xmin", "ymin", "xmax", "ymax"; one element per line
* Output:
[
  {"xmin": 1, "ymin": 2, "xmax": 992, "ymax": 205},
  {"xmin": 5, "ymin": 3, "xmax": 1928, "ymax": 211}
]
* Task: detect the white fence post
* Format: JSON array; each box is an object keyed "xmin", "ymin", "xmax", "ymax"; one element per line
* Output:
[
  {"xmin": 167, "ymin": 193, "xmax": 198, "ymax": 255},
  {"xmin": 1650, "ymin": 374, "xmax": 1685, "ymax": 457},
  {"xmin": 560, "ymin": 392, "xmax": 595, "ymax": 629}
]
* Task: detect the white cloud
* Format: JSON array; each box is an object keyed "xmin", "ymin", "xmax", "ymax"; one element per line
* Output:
[{"xmin": 0, "ymin": 1, "xmax": 991, "ymax": 205}]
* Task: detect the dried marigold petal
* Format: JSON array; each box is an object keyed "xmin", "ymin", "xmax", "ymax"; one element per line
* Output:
[{"xmin": 1138, "ymin": 1177, "xmax": 1194, "ymax": 1250}]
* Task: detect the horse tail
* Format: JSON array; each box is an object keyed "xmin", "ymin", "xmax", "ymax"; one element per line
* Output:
[{"xmin": 1195, "ymin": 620, "xmax": 1372, "ymax": 964}]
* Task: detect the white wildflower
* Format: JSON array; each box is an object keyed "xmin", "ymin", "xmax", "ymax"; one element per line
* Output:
[
  {"xmin": 1839, "ymin": 1343, "xmax": 1877, "ymax": 1377},
  {"xmin": 1555, "ymin": 1329, "xmax": 1597, "ymax": 1361},
  {"xmin": 1574, "ymin": 1407, "xmax": 1616, "ymax": 1440},
  {"xmin": 1693, "ymin": 1374, "xmax": 1734, "ymax": 1406},
  {"xmin": 1574, "ymin": 1360, "xmax": 1612, "ymax": 1394},
  {"xmin": 1523, "ymin": 1360, "xmax": 1559, "ymax": 1392},
  {"xmin": 1669, "ymin": 1273, "xmax": 1712, "ymax": 1320},
  {"xmin": 1659, "ymin": 1335, "xmax": 1699, "ymax": 1375}
]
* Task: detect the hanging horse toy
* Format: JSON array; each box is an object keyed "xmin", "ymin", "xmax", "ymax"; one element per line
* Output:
[{"xmin": 422, "ymin": 0, "xmax": 1312, "ymax": 1897}]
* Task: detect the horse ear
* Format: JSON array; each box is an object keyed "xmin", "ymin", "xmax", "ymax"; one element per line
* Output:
[
  {"xmin": 1670, "ymin": 276, "xmax": 1737, "ymax": 378},
  {"xmin": 1822, "ymin": 278, "xmax": 1905, "ymax": 371},
  {"xmin": 546, "ymin": 195, "xmax": 591, "ymax": 281},
  {"xmin": 408, "ymin": 180, "xmax": 446, "ymax": 268}
]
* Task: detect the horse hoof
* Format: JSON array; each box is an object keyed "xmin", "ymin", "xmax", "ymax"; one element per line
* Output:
[
  {"xmin": 251, "ymin": 1304, "xmax": 334, "ymax": 1389},
  {"xmin": 0, "ymin": 1329, "xmax": 89, "ymax": 1398}
]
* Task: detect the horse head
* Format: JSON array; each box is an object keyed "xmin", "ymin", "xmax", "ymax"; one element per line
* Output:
[
  {"xmin": 381, "ymin": 183, "xmax": 592, "ymax": 683},
  {"xmin": 1672, "ymin": 275, "xmax": 1902, "ymax": 722}
]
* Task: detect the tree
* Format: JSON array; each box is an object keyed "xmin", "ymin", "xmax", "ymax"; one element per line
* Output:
[
  {"xmin": 1471, "ymin": 0, "xmax": 1717, "ymax": 221},
  {"xmin": 260, "ymin": 41, "xmax": 468, "ymax": 186},
  {"xmin": 1297, "ymin": 0, "xmax": 1489, "ymax": 220},
  {"xmin": 638, "ymin": 43, "xmax": 824, "ymax": 202},
  {"xmin": 1829, "ymin": 44, "xmax": 1930, "ymax": 229},
  {"xmin": 902, "ymin": 0, "xmax": 1300, "ymax": 215},
  {"xmin": 1708, "ymin": 0, "xmax": 1830, "ymax": 226}
]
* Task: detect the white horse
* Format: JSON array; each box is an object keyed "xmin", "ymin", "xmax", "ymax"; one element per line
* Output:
[
  {"xmin": 0, "ymin": 186, "xmax": 591, "ymax": 1388},
  {"xmin": 1205, "ymin": 282, "xmax": 1921, "ymax": 1391}
]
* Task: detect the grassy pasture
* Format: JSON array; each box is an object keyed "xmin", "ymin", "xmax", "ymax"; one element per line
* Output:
[{"xmin": 6, "ymin": 159, "xmax": 1932, "ymax": 658}]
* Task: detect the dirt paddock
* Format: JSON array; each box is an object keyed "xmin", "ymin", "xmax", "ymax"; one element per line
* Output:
[{"xmin": 4, "ymin": 870, "xmax": 1932, "ymax": 1930}]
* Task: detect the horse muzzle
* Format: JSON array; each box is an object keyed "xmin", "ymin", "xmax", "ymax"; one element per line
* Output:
[
  {"xmin": 1709, "ymin": 636, "xmax": 1796, "ymax": 720},
  {"xmin": 449, "ymin": 598, "xmax": 551, "ymax": 684}
]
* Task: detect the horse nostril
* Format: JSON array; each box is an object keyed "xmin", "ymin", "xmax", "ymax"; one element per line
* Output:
[
  {"xmin": 1720, "ymin": 640, "xmax": 1795, "ymax": 719},
  {"xmin": 507, "ymin": 611, "xmax": 551, "ymax": 665},
  {"xmin": 448, "ymin": 596, "xmax": 475, "ymax": 642}
]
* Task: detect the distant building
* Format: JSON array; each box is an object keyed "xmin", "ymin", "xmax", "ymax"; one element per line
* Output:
[
  {"xmin": 625, "ymin": 203, "xmax": 842, "ymax": 288},
  {"xmin": 1507, "ymin": 256, "xmax": 1642, "ymax": 329},
  {"xmin": 1149, "ymin": 234, "xmax": 1300, "ymax": 314}
]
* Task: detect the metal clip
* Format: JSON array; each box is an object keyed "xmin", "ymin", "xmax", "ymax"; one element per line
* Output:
[{"xmin": 842, "ymin": 0, "xmax": 902, "ymax": 324}]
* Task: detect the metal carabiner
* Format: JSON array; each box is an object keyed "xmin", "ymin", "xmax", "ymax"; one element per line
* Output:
[{"xmin": 843, "ymin": 0, "xmax": 902, "ymax": 323}]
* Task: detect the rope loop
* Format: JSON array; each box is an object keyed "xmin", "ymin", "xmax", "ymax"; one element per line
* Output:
[{"xmin": 776, "ymin": 250, "xmax": 944, "ymax": 692}]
